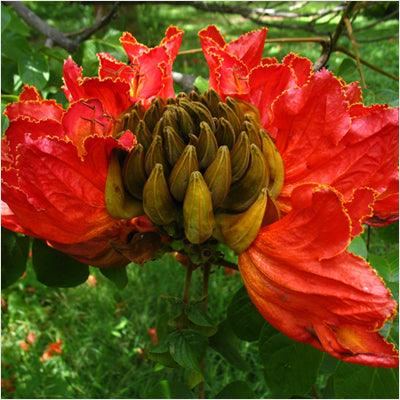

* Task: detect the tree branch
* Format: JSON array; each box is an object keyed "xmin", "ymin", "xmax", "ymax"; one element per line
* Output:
[
  {"xmin": 4, "ymin": 1, "xmax": 120, "ymax": 53},
  {"xmin": 313, "ymin": 1, "xmax": 357, "ymax": 71}
]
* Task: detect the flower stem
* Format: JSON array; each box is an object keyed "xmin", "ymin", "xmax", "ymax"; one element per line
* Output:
[{"xmin": 198, "ymin": 264, "xmax": 211, "ymax": 399}]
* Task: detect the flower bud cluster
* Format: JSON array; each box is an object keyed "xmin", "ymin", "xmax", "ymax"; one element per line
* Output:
[{"xmin": 106, "ymin": 89, "xmax": 284, "ymax": 253}]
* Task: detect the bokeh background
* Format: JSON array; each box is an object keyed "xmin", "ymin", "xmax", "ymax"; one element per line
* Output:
[{"xmin": 1, "ymin": 1, "xmax": 399, "ymax": 398}]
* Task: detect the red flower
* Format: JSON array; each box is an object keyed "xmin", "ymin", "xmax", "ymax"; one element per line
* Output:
[
  {"xmin": 1, "ymin": 29, "xmax": 181, "ymax": 268},
  {"xmin": 201, "ymin": 26, "xmax": 398, "ymax": 368},
  {"xmin": 98, "ymin": 26, "xmax": 183, "ymax": 104},
  {"xmin": 40, "ymin": 339, "xmax": 63, "ymax": 362},
  {"xmin": 147, "ymin": 327, "xmax": 159, "ymax": 345},
  {"xmin": 1, "ymin": 25, "xmax": 398, "ymax": 369}
]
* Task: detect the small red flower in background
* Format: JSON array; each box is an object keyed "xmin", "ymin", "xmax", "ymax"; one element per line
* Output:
[
  {"xmin": 200, "ymin": 26, "xmax": 398, "ymax": 368},
  {"xmin": 40, "ymin": 339, "xmax": 63, "ymax": 362},
  {"xmin": 147, "ymin": 327, "xmax": 159, "ymax": 345},
  {"xmin": 18, "ymin": 341, "xmax": 30, "ymax": 352},
  {"xmin": 26, "ymin": 331, "xmax": 37, "ymax": 345},
  {"xmin": 1, "ymin": 378, "xmax": 15, "ymax": 393},
  {"xmin": 18, "ymin": 331, "xmax": 37, "ymax": 352}
]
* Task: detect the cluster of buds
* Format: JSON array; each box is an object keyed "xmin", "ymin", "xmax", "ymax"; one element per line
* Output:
[{"xmin": 106, "ymin": 89, "xmax": 284, "ymax": 254}]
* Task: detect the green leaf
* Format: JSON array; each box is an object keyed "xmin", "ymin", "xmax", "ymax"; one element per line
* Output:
[
  {"xmin": 337, "ymin": 58, "xmax": 356, "ymax": 77},
  {"xmin": 148, "ymin": 338, "xmax": 179, "ymax": 368},
  {"xmin": 369, "ymin": 249, "xmax": 399, "ymax": 301},
  {"xmin": 348, "ymin": 236, "xmax": 368, "ymax": 258},
  {"xmin": 100, "ymin": 265, "xmax": 128, "ymax": 289},
  {"xmin": 369, "ymin": 249, "xmax": 399, "ymax": 284},
  {"xmin": 18, "ymin": 53, "xmax": 49, "ymax": 90},
  {"xmin": 32, "ymin": 239, "xmax": 89, "ymax": 287},
  {"xmin": 193, "ymin": 76, "xmax": 209, "ymax": 94},
  {"xmin": 1, "ymin": 229, "xmax": 30, "ymax": 289},
  {"xmin": 144, "ymin": 378, "xmax": 194, "ymax": 399},
  {"xmin": 333, "ymin": 363, "xmax": 399, "ymax": 398},
  {"xmin": 184, "ymin": 369, "xmax": 203, "ymax": 390},
  {"xmin": 227, "ymin": 286, "xmax": 264, "ymax": 341},
  {"xmin": 216, "ymin": 381, "xmax": 256, "ymax": 399},
  {"xmin": 187, "ymin": 305, "xmax": 217, "ymax": 336},
  {"xmin": 1, "ymin": 6, "xmax": 11, "ymax": 32},
  {"xmin": 168, "ymin": 329, "xmax": 207, "ymax": 372},
  {"xmin": 209, "ymin": 320, "xmax": 250, "ymax": 371},
  {"xmin": 260, "ymin": 333, "xmax": 323, "ymax": 397}
]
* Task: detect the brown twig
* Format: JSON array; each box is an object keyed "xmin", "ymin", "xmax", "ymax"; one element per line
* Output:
[
  {"xmin": 314, "ymin": 1, "xmax": 357, "ymax": 71},
  {"xmin": 343, "ymin": 16, "xmax": 366, "ymax": 87},
  {"xmin": 215, "ymin": 259, "xmax": 239, "ymax": 271},
  {"xmin": 4, "ymin": 1, "xmax": 120, "ymax": 52}
]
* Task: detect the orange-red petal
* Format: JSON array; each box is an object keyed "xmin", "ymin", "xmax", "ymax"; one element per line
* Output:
[
  {"xmin": 270, "ymin": 70, "xmax": 398, "ymax": 224},
  {"xmin": 248, "ymin": 64, "xmax": 296, "ymax": 127},
  {"xmin": 5, "ymin": 100, "xmax": 64, "ymax": 122},
  {"xmin": 226, "ymin": 28, "xmax": 267, "ymax": 70},
  {"xmin": 19, "ymin": 85, "xmax": 42, "ymax": 101},
  {"xmin": 239, "ymin": 184, "xmax": 398, "ymax": 368},
  {"xmin": 2, "ymin": 136, "xmax": 119, "ymax": 244},
  {"xmin": 282, "ymin": 53, "xmax": 313, "ymax": 86}
]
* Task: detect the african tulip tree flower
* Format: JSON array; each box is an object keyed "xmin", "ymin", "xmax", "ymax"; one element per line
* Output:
[
  {"xmin": 200, "ymin": 25, "xmax": 399, "ymax": 368},
  {"xmin": 2, "ymin": 25, "xmax": 398, "ymax": 368}
]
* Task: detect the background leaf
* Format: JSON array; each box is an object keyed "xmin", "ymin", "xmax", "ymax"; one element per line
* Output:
[
  {"xmin": 100, "ymin": 266, "xmax": 128, "ymax": 289},
  {"xmin": 348, "ymin": 236, "xmax": 368, "ymax": 258},
  {"xmin": 209, "ymin": 321, "xmax": 250, "ymax": 371},
  {"xmin": 168, "ymin": 329, "xmax": 207, "ymax": 372},
  {"xmin": 259, "ymin": 333, "xmax": 323, "ymax": 397},
  {"xmin": 227, "ymin": 286, "xmax": 265, "ymax": 341},
  {"xmin": 18, "ymin": 52, "xmax": 49, "ymax": 90},
  {"xmin": 215, "ymin": 380, "xmax": 256, "ymax": 399},
  {"xmin": 1, "ymin": 229, "xmax": 30, "ymax": 289},
  {"xmin": 333, "ymin": 363, "xmax": 399, "ymax": 399},
  {"xmin": 32, "ymin": 239, "xmax": 89, "ymax": 287}
]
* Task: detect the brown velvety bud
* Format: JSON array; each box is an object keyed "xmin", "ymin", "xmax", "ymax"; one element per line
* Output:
[
  {"xmin": 202, "ymin": 89, "xmax": 221, "ymax": 116},
  {"xmin": 105, "ymin": 150, "xmax": 144, "ymax": 219},
  {"xmin": 204, "ymin": 146, "xmax": 232, "ymax": 208},
  {"xmin": 144, "ymin": 98, "xmax": 164, "ymax": 132},
  {"xmin": 260, "ymin": 131, "xmax": 285, "ymax": 199},
  {"xmin": 214, "ymin": 189, "xmax": 267, "ymax": 253},
  {"xmin": 145, "ymin": 135, "xmax": 168, "ymax": 176},
  {"xmin": 143, "ymin": 164, "xmax": 176, "ymax": 225},
  {"xmin": 243, "ymin": 117, "xmax": 262, "ymax": 148},
  {"xmin": 197, "ymin": 121, "xmax": 218, "ymax": 169},
  {"xmin": 122, "ymin": 144, "xmax": 146, "ymax": 199},
  {"xmin": 179, "ymin": 98, "xmax": 215, "ymax": 132},
  {"xmin": 222, "ymin": 144, "xmax": 267, "ymax": 212},
  {"xmin": 183, "ymin": 171, "xmax": 215, "ymax": 244},
  {"xmin": 230, "ymin": 131, "xmax": 250, "ymax": 182},
  {"xmin": 136, "ymin": 120, "xmax": 153, "ymax": 149},
  {"xmin": 218, "ymin": 102, "xmax": 241, "ymax": 135},
  {"xmin": 164, "ymin": 126, "xmax": 186, "ymax": 166},
  {"xmin": 216, "ymin": 117, "xmax": 236, "ymax": 149},
  {"xmin": 169, "ymin": 145, "xmax": 199, "ymax": 202}
]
